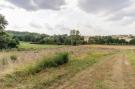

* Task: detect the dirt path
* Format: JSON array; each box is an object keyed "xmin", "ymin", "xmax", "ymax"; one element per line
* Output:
[{"xmin": 54, "ymin": 54, "xmax": 135, "ymax": 89}]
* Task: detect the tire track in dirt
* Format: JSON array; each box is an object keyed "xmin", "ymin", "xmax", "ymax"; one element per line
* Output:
[
  {"xmin": 53, "ymin": 55, "xmax": 116, "ymax": 89},
  {"xmin": 54, "ymin": 54, "xmax": 135, "ymax": 89},
  {"xmin": 105, "ymin": 55, "xmax": 125, "ymax": 89},
  {"xmin": 105, "ymin": 55, "xmax": 135, "ymax": 89},
  {"xmin": 123, "ymin": 55, "xmax": 135, "ymax": 89}
]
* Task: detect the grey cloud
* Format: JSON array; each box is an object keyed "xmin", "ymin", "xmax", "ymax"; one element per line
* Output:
[
  {"xmin": 0, "ymin": 4, "xmax": 14, "ymax": 9},
  {"xmin": 78, "ymin": 0, "xmax": 135, "ymax": 23},
  {"xmin": 7, "ymin": 0, "xmax": 65, "ymax": 11},
  {"xmin": 34, "ymin": 0, "xmax": 65, "ymax": 10},
  {"xmin": 108, "ymin": 8, "xmax": 135, "ymax": 21},
  {"xmin": 78, "ymin": 0, "xmax": 131, "ymax": 13},
  {"xmin": 7, "ymin": 0, "xmax": 37, "ymax": 10}
]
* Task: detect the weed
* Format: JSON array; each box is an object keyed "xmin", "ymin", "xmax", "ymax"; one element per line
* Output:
[{"xmin": 10, "ymin": 55, "xmax": 17, "ymax": 62}]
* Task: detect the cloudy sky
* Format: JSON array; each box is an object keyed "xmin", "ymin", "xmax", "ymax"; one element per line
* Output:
[{"xmin": 0, "ymin": 0, "xmax": 135, "ymax": 35}]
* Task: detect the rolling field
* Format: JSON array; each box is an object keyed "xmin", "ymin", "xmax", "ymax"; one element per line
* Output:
[{"xmin": 0, "ymin": 44, "xmax": 135, "ymax": 89}]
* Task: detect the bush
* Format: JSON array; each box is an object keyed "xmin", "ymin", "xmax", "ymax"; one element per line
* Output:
[
  {"xmin": 14, "ymin": 52, "xmax": 69, "ymax": 76},
  {"xmin": 0, "ymin": 32, "xmax": 19, "ymax": 49},
  {"xmin": 10, "ymin": 55, "xmax": 17, "ymax": 62},
  {"xmin": 8, "ymin": 39, "xmax": 19, "ymax": 48}
]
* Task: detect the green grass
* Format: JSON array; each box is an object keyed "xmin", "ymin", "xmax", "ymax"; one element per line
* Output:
[
  {"xmin": 125, "ymin": 50, "xmax": 135, "ymax": 68},
  {"xmin": 18, "ymin": 42, "xmax": 63, "ymax": 50}
]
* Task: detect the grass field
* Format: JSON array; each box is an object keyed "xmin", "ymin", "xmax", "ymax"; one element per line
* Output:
[
  {"xmin": 18, "ymin": 42, "xmax": 64, "ymax": 50},
  {"xmin": 0, "ymin": 45, "xmax": 135, "ymax": 89}
]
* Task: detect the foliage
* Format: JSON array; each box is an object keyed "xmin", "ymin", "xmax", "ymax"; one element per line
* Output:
[
  {"xmin": 129, "ymin": 38, "xmax": 135, "ymax": 45},
  {"xmin": 88, "ymin": 36, "xmax": 128, "ymax": 45},
  {"xmin": 69, "ymin": 30, "xmax": 85, "ymax": 45},
  {"xmin": 8, "ymin": 30, "xmax": 85, "ymax": 46},
  {"xmin": 0, "ymin": 14, "xmax": 8, "ymax": 31},
  {"xmin": 0, "ymin": 14, "xmax": 19, "ymax": 49},
  {"xmin": 7, "ymin": 30, "xmax": 49, "ymax": 42}
]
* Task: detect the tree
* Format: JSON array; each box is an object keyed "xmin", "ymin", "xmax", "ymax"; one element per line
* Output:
[
  {"xmin": 129, "ymin": 38, "xmax": 135, "ymax": 45},
  {"xmin": 88, "ymin": 36, "xmax": 128, "ymax": 45},
  {"xmin": 70, "ymin": 30, "xmax": 84, "ymax": 45},
  {"xmin": 0, "ymin": 14, "xmax": 19, "ymax": 49},
  {"xmin": 0, "ymin": 14, "xmax": 8, "ymax": 31}
]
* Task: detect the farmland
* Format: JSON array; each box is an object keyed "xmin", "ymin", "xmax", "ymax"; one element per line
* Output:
[
  {"xmin": 0, "ymin": 43, "xmax": 135, "ymax": 89},
  {"xmin": 1, "ymin": 0, "xmax": 135, "ymax": 89}
]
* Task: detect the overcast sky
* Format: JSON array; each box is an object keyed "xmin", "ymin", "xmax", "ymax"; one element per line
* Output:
[{"xmin": 0, "ymin": 0, "xmax": 135, "ymax": 35}]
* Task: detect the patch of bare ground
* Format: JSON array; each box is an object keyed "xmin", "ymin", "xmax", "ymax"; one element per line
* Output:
[{"xmin": 54, "ymin": 54, "xmax": 135, "ymax": 89}]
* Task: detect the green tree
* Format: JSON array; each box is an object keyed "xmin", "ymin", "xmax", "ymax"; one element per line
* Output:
[
  {"xmin": 0, "ymin": 14, "xmax": 8, "ymax": 31},
  {"xmin": 70, "ymin": 30, "xmax": 84, "ymax": 45},
  {"xmin": 129, "ymin": 38, "xmax": 135, "ymax": 45},
  {"xmin": 0, "ymin": 14, "xmax": 19, "ymax": 49}
]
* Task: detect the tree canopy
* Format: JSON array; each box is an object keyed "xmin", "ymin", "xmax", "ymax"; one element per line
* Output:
[
  {"xmin": 0, "ymin": 14, "xmax": 19, "ymax": 49},
  {"xmin": 0, "ymin": 14, "xmax": 8, "ymax": 31}
]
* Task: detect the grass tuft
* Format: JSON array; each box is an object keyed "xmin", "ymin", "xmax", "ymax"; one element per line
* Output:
[
  {"xmin": 11, "ymin": 52, "xmax": 69, "ymax": 76},
  {"xmin": 10, "ymin": 55, "xmax": 17, "ymax": 62}
]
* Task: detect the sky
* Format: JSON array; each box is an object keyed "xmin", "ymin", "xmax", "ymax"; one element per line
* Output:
[{"xmin": 0, "ymin": 0, "xmax": 135, "ymax": 35}]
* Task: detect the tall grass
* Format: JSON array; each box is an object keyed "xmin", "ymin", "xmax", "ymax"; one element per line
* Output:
[{"xmin": 9, "ymin": 52, "xmax": 69, "ymax": 77}]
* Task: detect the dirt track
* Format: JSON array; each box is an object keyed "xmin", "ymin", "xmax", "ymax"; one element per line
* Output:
[{"xmin": 55, "ymin": 54, "xmax": 135, "ymax": 89}]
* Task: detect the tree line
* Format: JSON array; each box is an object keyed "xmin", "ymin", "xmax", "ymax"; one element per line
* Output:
[
  {"xmin": 88, "ymin": 36, "xmax": 128, "ymax": 45},
  {"xmin": 7, "ymin": 30, "xmax": 86, "ymax": 45},
  {"xmin": 88, "ymin": 36, "xmax": 135, "ymax": 45},
  {"xmin": 1, "ymin": 13, "xmax": 135, "ymax": 50},
  {"xmin": 9, "ymin": 30, "xmax": 135, "ymax": 46}
]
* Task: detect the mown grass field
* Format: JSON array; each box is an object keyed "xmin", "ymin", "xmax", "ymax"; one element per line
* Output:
[
  {"xmin": 18, "ymin": 42, "xmax": 64, "ymax": 50},
  {"xmin": 0, "ymin": 44, "xmax": 135, "ymax": 89}
]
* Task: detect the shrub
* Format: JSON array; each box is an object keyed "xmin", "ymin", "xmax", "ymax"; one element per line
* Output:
[
  {"xmin": 13, "ymin": 52, "xmax": 69, "ymax": 76},
  {"xmin": 10, "ymin": 55, "xmax": 17, "ymax": 62},
  {"xmin": 8, "ymin": 39, "xmax": 19, "ymax": 48}
]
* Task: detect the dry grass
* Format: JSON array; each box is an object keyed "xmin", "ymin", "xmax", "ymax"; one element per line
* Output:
[
  {"xmin": 0, "ymin": 45, "xmax": 117, "ymax": 89},
  {"xmin": 90, "ymin": 45, "xmax": 135, "ymax": 50}
]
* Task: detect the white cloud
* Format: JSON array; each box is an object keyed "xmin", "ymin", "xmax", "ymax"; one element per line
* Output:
[{"xmin": 0, "ymin": 0, "xmax": 135, "ymax": 35}]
